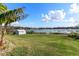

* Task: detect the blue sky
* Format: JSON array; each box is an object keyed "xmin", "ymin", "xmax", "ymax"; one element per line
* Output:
[{"xmin": 5, "ymin": 3, "xmax": 79, "ymax": 27}]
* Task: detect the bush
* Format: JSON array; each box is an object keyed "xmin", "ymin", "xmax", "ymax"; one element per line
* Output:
[
  {"xmin": 68, "ymin": 32, "xmax": 79, "ymax": 39},
  {"xmin": 27, "ymin": 30, "xmax": 34, "ymax": 34},
  {"xmin": 68, "ymin": 32, "xmax": 76, "ymax": 38}
]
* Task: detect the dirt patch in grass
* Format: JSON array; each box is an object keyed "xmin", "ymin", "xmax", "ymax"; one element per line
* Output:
[{"xmin": 0, "ymin": 40, "xmax": 15, "ymax": 56}]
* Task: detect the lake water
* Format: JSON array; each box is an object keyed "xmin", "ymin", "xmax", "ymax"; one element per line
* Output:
[{"xmin": 27, "ymin": 29, "xmax": 79, "ymax": 33}]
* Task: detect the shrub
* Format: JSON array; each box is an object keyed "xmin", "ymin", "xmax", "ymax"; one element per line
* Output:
[
  {"xmin": 68, "ymin": 32, "xmax": 76, "ymax": 38},
  {"xmin": 68, "ymin": 32, "xmax": 79, "ymax": 39},
  {"xmin": 27, "ymin": 30, "xmax": 34, "ymax": 34}
]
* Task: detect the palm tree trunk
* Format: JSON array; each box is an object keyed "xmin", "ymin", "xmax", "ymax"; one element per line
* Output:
[
  {"xmin": 0, "ymin": 26, "xmax": 5, "ymax": 46},
  {"xmin": 0, "ymin": 23, "xmax": 6, "ymax": 46}
]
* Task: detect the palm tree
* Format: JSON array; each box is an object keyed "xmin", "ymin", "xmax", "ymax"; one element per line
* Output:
[
  {"xmin": 0, "ymin": 4, "xmax": 28, "ymax": 46},
  {"xmin": 0, "ymin": 3, "xmax": 7, "ymax": 13},
  {"xmin": 0, "ymin": 3, "xmax": 7, "ymax": 46}
]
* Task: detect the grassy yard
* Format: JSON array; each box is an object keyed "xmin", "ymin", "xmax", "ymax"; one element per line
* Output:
[{"xmin": 4, "ymin": 34, "xmax": 79, "ymax": 56}]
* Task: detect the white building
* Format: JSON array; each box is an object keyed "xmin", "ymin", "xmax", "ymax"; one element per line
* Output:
[{"xmin": 15, "ymin": 29, "xmax": 26, "ymax": 35}]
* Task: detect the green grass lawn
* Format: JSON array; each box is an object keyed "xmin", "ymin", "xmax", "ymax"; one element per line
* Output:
[{"xmin": 5, "ymin": 34, "xmax": 79, "ymax": 56}]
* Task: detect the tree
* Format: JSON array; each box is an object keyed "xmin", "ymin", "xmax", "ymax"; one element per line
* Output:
[
  {"xmin": 0, "ymin": 4, "xmax": 28, "ymax": 46},
  {"xmin": 0, "ymin": 3, "xmax": 7, "ymax": 46},
  {"xmin": 0, "ymin": 3, "xmax": 7, "ymax": 13}
]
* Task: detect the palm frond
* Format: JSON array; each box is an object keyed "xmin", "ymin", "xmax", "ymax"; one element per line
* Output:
[{"xmin": 0, "ymin": 7, "xmax": 28, "ymax": 24}]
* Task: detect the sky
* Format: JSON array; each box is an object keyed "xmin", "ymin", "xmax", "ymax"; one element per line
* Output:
[{"xmin": 5, "ymin": 3, "xmax": 79, "ymax": 27}]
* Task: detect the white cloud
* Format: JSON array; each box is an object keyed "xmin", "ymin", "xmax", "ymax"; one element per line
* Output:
[
  {"xmin": 67, "ymin": 17, "xmax": 77, "ymax": 26},
  {"xmin": 10, "ymin": 22, "xmax": 22, "ymax": 27},
  {"xmin": 58, "ymin": 17, "xmax": 79, "ymax": 26},
  {"xmin": 70, "ymin": 3, "xmax": 79, "ymax": 13},
  {"xmin": 41, "ymin": 4, "xmax": 79, "ymax": 27},
  {"xmin": 57, "ymin": 17, "xmax": 79, "ymax": 27},
  {"xmin": 48, "ymin": 10, "xmax": 66, "ymax": 20},
  {"xmin": 42, "ymin": 14, "xmax": 51, "ymax": 22},
  {"xmin": 42, "ymin": 9, "xmax": 66, "ymax": 22}
]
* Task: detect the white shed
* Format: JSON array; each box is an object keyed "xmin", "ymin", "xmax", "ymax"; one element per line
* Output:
[{"xmin": 16, "ymin": 29, "xmax": 26, "ymax": 35}]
